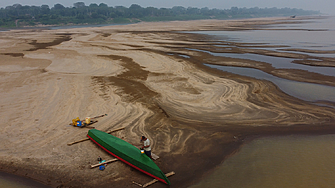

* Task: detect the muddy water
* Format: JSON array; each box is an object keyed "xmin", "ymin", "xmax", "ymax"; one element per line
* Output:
[
  {"xmin": 188, "ymin": 47, "xmax": 335, "ymax": 76},
  {"xmin": 209, "ymin": 52, "xmax": 335, "ymax": 77},
  {"xmin": 190, "ymin": 135, "xmax": 335, "ymax": 188},
  {"xmin": 207, "ymin": 64, "xmax": 335, "ymax": 103},
  {"xmin": 189, "ymin": 17, "xmax": 335, "ymax": 188},
  {"xmin": 195, "ymin": 16, "xmax": 335, "ymax": 51},
  {"xmin": 0, "ymin": 171, "xmax": 50, "ymax": 188}
]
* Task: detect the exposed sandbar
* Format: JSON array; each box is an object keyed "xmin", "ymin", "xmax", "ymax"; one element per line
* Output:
[{"xmin": 0, "ymin": 17, "xmax": 334, "ymax": 188}]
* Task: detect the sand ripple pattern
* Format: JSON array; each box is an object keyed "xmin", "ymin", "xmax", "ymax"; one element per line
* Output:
[{"xmin": 0, "ymin": 19, "xmax": 334, "ymax": 187}]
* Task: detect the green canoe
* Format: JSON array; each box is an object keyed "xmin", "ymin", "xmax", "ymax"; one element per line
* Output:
[{"xmin": 87, "ymin": 129, "xmax": 171, "ymax": 185}]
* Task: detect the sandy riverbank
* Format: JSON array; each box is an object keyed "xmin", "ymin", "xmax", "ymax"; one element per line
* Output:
[{"xmin": 0, "ymin": 17, "xmax": 334, "ymax": 188}]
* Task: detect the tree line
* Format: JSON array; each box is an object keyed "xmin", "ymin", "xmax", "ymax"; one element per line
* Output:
[{"xmin": 0, "ymin": 2, "xmax": 320, "ymax": 28}]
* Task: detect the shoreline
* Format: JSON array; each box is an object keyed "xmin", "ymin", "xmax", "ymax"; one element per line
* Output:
[
  {"xmin": 0, "ymin": 16, "xmax": 334, "ymax": 188},
  {"xmin": 0, "ymin": 170, "xmax": 51, "ymax": 188}
]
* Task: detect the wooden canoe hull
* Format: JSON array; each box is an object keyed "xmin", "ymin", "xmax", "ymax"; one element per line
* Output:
[{"xmin": 87, "ymin": 129, "xmax": 170, "ymax": 185}]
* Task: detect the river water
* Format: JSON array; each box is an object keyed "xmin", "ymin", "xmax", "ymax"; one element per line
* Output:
[
  {"xmin": 190, "ymin": 135, "xmax": 335, "ymax": 188},
  {"xmin": 189, "ymin": 16, "xmax": 335, "ymax": 188},
  {"xmin": 1, "ymin": 17, "xmax": 334, "ymax": 187},
  {"xmin": 195, "ymin": 16, "xmax": 335, "ymax": 51},
  {"xmin": 0, "ymin": 171, "xmax": 50, "ymax": 188},
  {"xmin": 187, "ymin": 16, "xmax": 335, "ymax": 103},
  {"xmin": 207, "ymin": 64, "xmax": 335, "ymax": 103}
]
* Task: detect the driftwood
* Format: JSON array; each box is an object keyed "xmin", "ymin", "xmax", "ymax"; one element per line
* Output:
[
  {"xmin": 67, "ymin": 127, "xmax": 125, "ymax": 146},
  {"xmin": 91, "ymin": 114, "xmax": 107, "ymax": 119},
  {"xmin": 132, "ymin": 171, "xmax": 175, "ymax": 187},
  {"xmin": 67, "ymin": 137, "xmax": 90, "ymax": 146},
  {"xmin": 90, "ymin": 158, "xmax": 119, "ymax": 168},
  {"xmin": 132, "ymin": 181, "xmax": 143, "ymax": 187},
  {"xmin": 106, "ymin": 127, "xmax": 126, "ymax": 134},
  {"xmin": 143, "ymin": 171, "xmax": 175, "ymax": 187}
]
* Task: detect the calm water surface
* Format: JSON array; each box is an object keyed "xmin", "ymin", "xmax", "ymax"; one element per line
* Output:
[
  {"xmin": 210, "ymin": 52, "xmax": 335, "ymax": 77},
  {"xmin": 188, "ymin": 48, "xmax": 335, "ymax": 76},
  {"xmin": 188, "ymin": 17, "xmax": 335, "ymax": 103},
  {"xmin": 0, "ymin": 171, "xmax": 50, "ymax": 188},
  {"xmin": 190, "ymin": 135, "xmax": 335, "ymax": 188},
  {"xmin": 207, "ymin": 64, "xmax": 335, "ymax": 103},
  {"xmin": 194, "ymin": 16, "xmax": 335, "ymax": 51},
  {"xmin": 189, "ymin": 17, "xmax": 335, "ymax": 188}
]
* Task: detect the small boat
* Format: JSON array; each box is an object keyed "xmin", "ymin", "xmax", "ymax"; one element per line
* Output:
[{"xmin": 87, "ymin": 129, "xmax": 171, "ymax": 185}]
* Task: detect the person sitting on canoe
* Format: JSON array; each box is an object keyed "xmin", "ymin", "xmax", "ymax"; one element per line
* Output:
[{"xmin": 141, "ymin": 136, "xmax": 152, "ymax": 159}]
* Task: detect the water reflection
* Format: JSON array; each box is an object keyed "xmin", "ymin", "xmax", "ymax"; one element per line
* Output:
[
  {"xmin": 189, "ymin": 16, "xmax": 335, "ymax": 188},
  {"xmin": 0, "ymin": 171, "xmax": 50, "ymax": 188},
  {"xmin": 188, "ymin": 47, "xmax": 335, "ymax": 77},
  {"xmin": 211, "ymin": 52, "xmax": 335, "ymax": 77},
  {"xmin": 207, "ymin": 64, "xmax": 335, "ymax": 103},
  {"xmin": 189, "ymin": 17, "xmax": 335, "ymax": 51},
  {"xmin": 190, "ymin": 135, "xmax": 335, "ymax": 188}
]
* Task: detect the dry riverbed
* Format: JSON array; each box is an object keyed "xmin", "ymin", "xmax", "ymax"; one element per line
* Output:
[{"xmin": 0, "ymin": 17, "xmax": 334, "ymax": 188}]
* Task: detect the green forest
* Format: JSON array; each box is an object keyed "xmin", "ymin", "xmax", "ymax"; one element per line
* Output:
[{"xmin": 0, "ymin": 2, "xmax": 320, "ymax": 28}]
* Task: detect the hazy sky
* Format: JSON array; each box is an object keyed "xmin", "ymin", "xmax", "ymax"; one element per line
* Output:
[{"xmin": 1, "ymin": 0, "xmax": 334, "ymax": 14}]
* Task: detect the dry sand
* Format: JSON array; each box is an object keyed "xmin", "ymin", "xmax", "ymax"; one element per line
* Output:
[{"xmin": 0, "ymin": 17, "xmax": 334, "ymax": 188}]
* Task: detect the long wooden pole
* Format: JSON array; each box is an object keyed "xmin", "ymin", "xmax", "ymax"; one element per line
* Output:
[
  {"xmin": 132, "ymin": 171, "xmax": 175, "ymax": 187},
  {"xmin": 90, "ymin": 158, "xmax": 118, "ymax": 168},
  {"xmin": 132, "ymin": 181, "xmax": 143, "ymax": 187},
  {"xmin": 106, "ymin": 127, "xmax": 126, "ymax": 134},
  {"xmin": 143, "ymin": 171, "xmax": 175, "ymax": 187},
  {"xmin": 67, "ymin": 137, "xmax": 89, "ymax": 146},
  {"xmin": 67, "ymin": 127, "xmax": 125, "ymax": 146}
]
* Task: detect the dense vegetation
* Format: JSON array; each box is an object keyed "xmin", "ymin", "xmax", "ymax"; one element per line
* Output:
[{"xmin": 0, "ymin": 2, "xmax": 320, "ymax": 28}]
